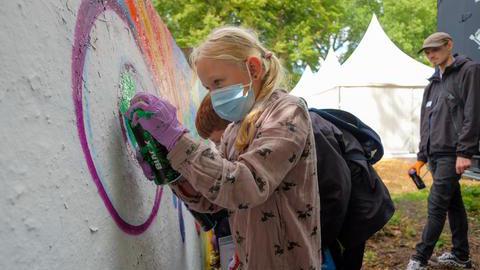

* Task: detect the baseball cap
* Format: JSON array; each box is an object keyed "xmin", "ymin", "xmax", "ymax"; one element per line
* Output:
[{"xmin": 418, "ymin": 32, "xmax": 452, "ymax": 53}]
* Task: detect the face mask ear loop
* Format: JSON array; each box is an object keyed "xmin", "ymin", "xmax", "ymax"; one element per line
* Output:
[{"xmin": 242, "ymin": 61, "xmax": 254, "ymax": 96}]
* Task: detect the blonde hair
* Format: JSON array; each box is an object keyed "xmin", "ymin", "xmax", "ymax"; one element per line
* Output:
[{"xmin": 190, "ymin": 26, "xmax": 285, "ymax": 152}]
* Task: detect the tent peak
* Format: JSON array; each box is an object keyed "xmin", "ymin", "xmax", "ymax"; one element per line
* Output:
[{"xmin": 338, "ymin": 13, "xmax": 433, "ymax": 87}]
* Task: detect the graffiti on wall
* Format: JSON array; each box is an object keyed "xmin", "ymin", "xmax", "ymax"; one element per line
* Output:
[{"xmin": 71, "ymin": 0, "xmax": 203, "ymax": 235}]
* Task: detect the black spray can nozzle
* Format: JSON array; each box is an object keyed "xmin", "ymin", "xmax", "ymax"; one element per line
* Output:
[{"xmin": 408, "ymin": 169, "xmax": 426, "ymax": 190}]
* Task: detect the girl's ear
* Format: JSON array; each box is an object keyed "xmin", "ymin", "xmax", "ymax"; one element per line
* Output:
[{"xmin": 246, "ymin": 56, "xmax": 263, "ymax": 79}]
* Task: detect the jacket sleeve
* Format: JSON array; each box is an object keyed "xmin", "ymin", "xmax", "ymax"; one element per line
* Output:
[
  {"xmin": 167, "ymin": 100, "xmax": 310, "ymax": 210},
  {"xmin": 168, "ymin": 131, "xmax": 233, "ymax": 213},
  {"xmin": 417, "ymin": 85, "xmax": 430, "ymax": 162},
  {"xmin": 456, "ymin": 64, "xmax": 480, "ymax": 158},
  {"xmin": 169, "ymin": 177, "xmax": 223, "ymax": 213}
]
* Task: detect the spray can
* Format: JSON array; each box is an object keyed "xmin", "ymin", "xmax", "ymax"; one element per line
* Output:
[
  {"xmin": 408, "ymin": 169, "xmax": 426, "ymax": 190},
  {"xmin": 126, "ymin": 110, "xmax": 181, "ymax": 185}
]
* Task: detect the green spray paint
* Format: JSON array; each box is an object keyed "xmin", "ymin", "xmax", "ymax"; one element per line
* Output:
[
  {"xmin": 119, "ymin": 72, "xmax": 138, "ymax": 148},
  {"xmin": 119, "ymin": 72, "xmax": 136, "ymax": 115},
  {"xmin": 119, "ymin": 71, "xmax": 154, "ymax": 119},
  {"xmin": 119, "ymin": 71, "xmax": 179, "ymax": 185}
]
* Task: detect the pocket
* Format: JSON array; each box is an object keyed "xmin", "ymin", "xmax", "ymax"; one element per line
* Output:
[
  {"xmin": 428, "ymin": 161, "xmax": 436, "ymax": 173},
  {"xmin": 433, "ymin": 157, "xmax": 460, "ymax": 181}
]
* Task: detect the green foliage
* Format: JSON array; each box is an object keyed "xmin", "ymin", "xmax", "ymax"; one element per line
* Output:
[
  {"xmin": 154, "ymin": 0, "xmax": 341, "ymax": 72},
  {"xmin": 461, "ymin": 184, "xmax": 480, "ymax": 212},
  {"xmin": 332, "ymin": 0, "xmax": 383, "ymax": 62},
  {"xmin": 392, "ymin": 188, "xmax": 429, "ymax": 203},
  {"xmin": 380, "ymin": 0, "xmax": 437, "ymax": 65},
  {"xmin": 385, "ymin": 211, "xmax": 417, "ymax": 239},
  {"xmin": 154, "ymin": 0, "xmax": 437, "ymax": 85},
  {"xmin": 393, "ymin": 184, "xmax": 480, "ymax": 211},
  {"xmin": 388, "ymin": 212, "xmax": 401, "ymax": 226},
  {"xmin": 363, "ymin": 250, "xmax": 377, "ymax": 264},
  {"xmin": 334, "ymin": 0, "xmax": 437, "ymax": 64},
  {"xmin": 435, "ymin": 234, "xmax": 447, "ymax": 248}
]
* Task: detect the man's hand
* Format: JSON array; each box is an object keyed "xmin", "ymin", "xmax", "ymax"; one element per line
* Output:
[
  {"xmin": 409, "ymin": 160, "xmax": 426, "ymax": 175},
  {"xmin": 456, "ymin": 156, "xmax": 472, "ymax": 174}
]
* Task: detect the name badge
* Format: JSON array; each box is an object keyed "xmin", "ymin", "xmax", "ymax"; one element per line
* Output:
[{"xmin": 426, "ymin": 101, "xmax": 432, "ymax": 108}]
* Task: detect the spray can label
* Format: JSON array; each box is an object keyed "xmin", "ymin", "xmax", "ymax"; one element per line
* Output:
[{"xmin": 126, "ymin": 110, "xmax": 180, "ymax": 185}]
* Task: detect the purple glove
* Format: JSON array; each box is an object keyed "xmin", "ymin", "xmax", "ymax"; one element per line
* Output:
[
  {"xmin": 126, "ymin": 92, "xmax": 188, "ymax": 151},
  {"xmin": 136, "ymin": 149, "xmax": 155, "ymax": 180}
]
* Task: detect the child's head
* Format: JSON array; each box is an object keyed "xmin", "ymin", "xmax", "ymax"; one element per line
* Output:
[
  {"xmin": 195, "ymin": 94, "xmax": 230, "ymax": 144},
  {"xmin": 190, "ymin": 26, "xmax": 285, "ymax": 151}
]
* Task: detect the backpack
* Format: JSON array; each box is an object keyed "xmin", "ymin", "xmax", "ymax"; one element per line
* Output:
[
  {"xmin": 309, "ymin": 108, "xmax": 395, "ymax": 248},
  {"xmin": 310, "ymin": 109, "xmax": 384, "ymax": 165}
]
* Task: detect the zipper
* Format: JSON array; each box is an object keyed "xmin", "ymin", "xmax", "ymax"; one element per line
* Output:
[
  {"xmin": 440, "ymin": 78, "xmax": 461, "ymax": 137},
  {"xmin": 447, "ymin": 100, "xmax": 460, "ymax": 137}
]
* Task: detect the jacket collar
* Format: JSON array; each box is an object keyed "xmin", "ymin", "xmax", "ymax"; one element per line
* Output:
[{"xmin": 428, "ymin": 54, "xmax": 470, "ymax": 82}]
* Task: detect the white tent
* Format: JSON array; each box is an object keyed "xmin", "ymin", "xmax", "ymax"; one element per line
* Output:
[
  {"xmin": 308, "ymin": 14, "xmax": 434, "ymax": 155},
  {"xmin": 307, "ymin": 48, "xmax": 342, "ymax": 109},
  {"xmin": 290, "ymin": 65, "xmax": 317, "ymax": 98},
  {"xmin": 338, "ymin": 15, "xmax": 433, "ymax": 87}
]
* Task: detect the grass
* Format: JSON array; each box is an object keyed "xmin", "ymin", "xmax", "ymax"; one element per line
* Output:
[
  {"xmin": 462, "ymin": 185, "xmax": 480, "ymax": 213},
  {"xmin": 392, "ymin": 184, "xmax": 480, "ymax": 208},
  {"xmin": 392, "ymin": 189, "xmax": 429, "ymax": 202},
  {"xmin": 363, "ymin": 250, "xmax": 377, "ymax": 265}
]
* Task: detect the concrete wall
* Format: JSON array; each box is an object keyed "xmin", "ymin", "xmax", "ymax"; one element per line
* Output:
[{"xmin": 0, "ymin": 1, "xmax": 206, "ymax": 269}]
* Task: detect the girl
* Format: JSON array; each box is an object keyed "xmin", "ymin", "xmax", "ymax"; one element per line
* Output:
[{"xmin": 127, "ymin": 26, "xmax": 321, "ymax": 269}]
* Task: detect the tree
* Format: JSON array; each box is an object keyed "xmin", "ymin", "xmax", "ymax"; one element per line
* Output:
[
  {"xmin": 331, "ymin": 0, "xmax": 436, "ymax": 64},
  {"xmin": 380, "ymin": 0, "xmax": 436, "ymax": 64},
  {"xmin": 331, "ymin": 0, "xmax": 383, "ymax": 62},
  {"xmin": 154, "ymin": 0, "xmax": 343, "ymax": 85},
  {"xmin": 154, "ymin": 0, "xmax": 437, "ymax": 85}
]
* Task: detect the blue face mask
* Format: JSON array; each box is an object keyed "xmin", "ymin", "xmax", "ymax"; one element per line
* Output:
[{"xmin": 210, "ymin": 64, "xmax": 255, "ymax": 122}]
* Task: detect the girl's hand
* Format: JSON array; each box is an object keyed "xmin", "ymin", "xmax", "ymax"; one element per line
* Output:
[{"xmin": 126, "ymin": 92, "xmax": 188, "ymax": 151}]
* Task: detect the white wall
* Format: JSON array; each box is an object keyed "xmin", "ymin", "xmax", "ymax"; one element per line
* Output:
[{"xmin": 0, "ymin": 1, "xmax": 204, "ymax": 269}]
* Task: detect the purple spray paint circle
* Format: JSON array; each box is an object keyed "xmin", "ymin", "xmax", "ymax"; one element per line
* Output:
[{"xmin": 71, "ymin": 0, "xmax": 162, "ymax": 235}]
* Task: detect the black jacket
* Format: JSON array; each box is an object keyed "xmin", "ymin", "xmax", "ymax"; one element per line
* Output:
[
  {"xmin": 418, "ymin": 54, "xmax": 480, "ymax": 161},
  {"xmin": 337, "ymin": 131, "xmax": 394, "ymax": 248},
  {"xmin": 309, "ymin": 112, "xmax": 352, "ymax": 249},
  {"xmin": 309, "ymin": 112, "xmax": 394, "ymax": 249}
]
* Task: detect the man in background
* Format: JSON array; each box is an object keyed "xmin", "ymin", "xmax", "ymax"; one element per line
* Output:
[{"xmin": 407, "ymin": 32, "xmax": 480, "ymax": 270}]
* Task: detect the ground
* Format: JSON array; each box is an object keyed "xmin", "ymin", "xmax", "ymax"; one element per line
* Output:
[{"xmin": 363, "ymin": 158, "xmax": 480, "ymax": 269}]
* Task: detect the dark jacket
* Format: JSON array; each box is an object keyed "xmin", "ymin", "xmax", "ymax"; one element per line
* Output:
[
  {"xmin": 309, "ymin": 112, "xmax": 351, "ymax": 249},
  {"xmin": 309, "ymin": 111, "xmax": 394, "ymax": 249},
  {"xmin": 338, "ymin": 131, "xmax": 394, "ymax": 248},
  {"xmin": 418, "ymin": 54, "xmax": 480, "ymax": 161}
]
